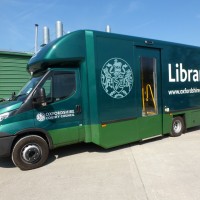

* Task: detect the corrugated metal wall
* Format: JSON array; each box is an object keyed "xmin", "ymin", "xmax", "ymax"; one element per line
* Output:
[{"xmin": 0, "ymin": 51, "xmax": 32, "ymax": 99}]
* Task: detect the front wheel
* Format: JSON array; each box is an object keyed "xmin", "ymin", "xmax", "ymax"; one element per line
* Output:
[
  {"xmin": 12, "ymin": 135, "xmax": 49, "ymax": 170},
  {"xmin": 170, "ymin": 116, "xmax": 185, "ymax": 137}
]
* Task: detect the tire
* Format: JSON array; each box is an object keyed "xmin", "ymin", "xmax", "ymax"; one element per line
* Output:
[
  {"xmin": 12, "ymin": 135, "xmax": 49, "ymax": 170},
  {"xmin": 170, "ymin": 116, "xmax": 185, "ymax": 137}
]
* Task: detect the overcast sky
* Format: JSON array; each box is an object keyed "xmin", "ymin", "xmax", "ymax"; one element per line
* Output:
[{"xmin": 1, "ymin": 0, "xmax": 200, "ymax": 52}]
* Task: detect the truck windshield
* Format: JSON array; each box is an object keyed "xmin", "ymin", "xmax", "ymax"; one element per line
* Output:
[{"xmin": 13, "ymin": 76, "xmax": 42, "ymax": 101}]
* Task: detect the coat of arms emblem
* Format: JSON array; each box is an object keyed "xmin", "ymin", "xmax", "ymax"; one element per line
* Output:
[
  {"xmin": 36, "ymin": 112, "xmax": 46, "ymax": 122},
  {"xmin": 101, "ymin": 58, "xmax": 133, "ymax": 99}
]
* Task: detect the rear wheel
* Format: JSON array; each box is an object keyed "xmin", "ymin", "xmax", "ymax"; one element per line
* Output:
[
  {"xmin": 12, "ymin": 135, "xmax": 49, "ymax": 170},
  {"xmin": 170, "ymin": 116, "xmax": 185, "ymax": 137}
]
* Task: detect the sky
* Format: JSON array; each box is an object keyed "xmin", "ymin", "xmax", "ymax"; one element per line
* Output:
[{"xmin": 1, "ymin": 0, "xmax": 200, "ymax": 52}]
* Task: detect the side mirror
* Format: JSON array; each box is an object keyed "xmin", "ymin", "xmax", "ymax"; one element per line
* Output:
[{"xmin": 33, "ymin": 88, "xmax": 47, "ymax": 106}]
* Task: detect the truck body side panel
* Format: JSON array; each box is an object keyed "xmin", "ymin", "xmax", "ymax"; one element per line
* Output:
[
  {"xmin": 92, "ymin": 32, "xmax": 139, "ymax": 148},
  {"xmin": 162, "ymin": 45, "xmax": 200, "ymax": 111}
]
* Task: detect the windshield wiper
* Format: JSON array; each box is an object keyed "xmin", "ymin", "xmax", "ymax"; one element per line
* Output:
[
  {"xmin": 0, "ymin": 98, "xmax": 5, "ymax": 102},
  {"xmin": 9, "ymin": 92, "xmax": 27, "ymax": 101},
  {"xmin": 9, "ymin": 92, "xmax": 16, "ymax": 101},
  {"xmin": 13, "ymin": 93, "xmax": 27, "ymax": 100}
]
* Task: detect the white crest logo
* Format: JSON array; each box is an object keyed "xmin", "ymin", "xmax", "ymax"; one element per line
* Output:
[
  {"xmin": 101, "ymin": 58, "xmax": 133, "ymax": 99},
  {"xmin": 36, "ymin": 113, "xmax": 46, "ymax": 122}
]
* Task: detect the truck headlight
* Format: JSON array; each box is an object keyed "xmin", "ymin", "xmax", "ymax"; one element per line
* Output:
[{"xmin": 0, "ymin": 112, "xmax": 10, "ymax": 122}]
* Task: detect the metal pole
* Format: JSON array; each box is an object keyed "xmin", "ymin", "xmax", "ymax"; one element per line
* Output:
[
  {"xmin": 34, "ymin": 24, "xmax": 39, "ymax": 53},
  {"xmin": 43, "ymin": 26, "xmax": 50, "ymax": 45},
  {"xmin": 56, "ymin": 21, "xmax": 63, "ymax": 38},
  {"xmin": 106, "ymin": 25, "xmax": 111, "ymax": 33}
]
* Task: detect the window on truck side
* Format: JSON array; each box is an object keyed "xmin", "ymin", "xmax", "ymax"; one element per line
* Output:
[{"xmin": 140, "ymin": 57, "xmax": 158, "ymax": 116}]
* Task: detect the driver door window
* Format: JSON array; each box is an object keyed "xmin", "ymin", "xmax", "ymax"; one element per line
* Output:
[
  {"xmin": 41, "ymin": 72, "xmax": 76, "ymax": 103},
  {"xmin": 53, "ymin": 73, "xmax": 76, "ymax": 101}
]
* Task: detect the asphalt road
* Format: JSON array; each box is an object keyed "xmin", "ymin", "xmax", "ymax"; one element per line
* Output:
[{"xmin": 1, "ymin": 128, "xmax": 200, "ymax": 200}]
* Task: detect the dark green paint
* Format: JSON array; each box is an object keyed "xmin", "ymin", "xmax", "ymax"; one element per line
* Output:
[{"xmin": 0, "ymin": 101, "xmax": 22, "ymax": 114}]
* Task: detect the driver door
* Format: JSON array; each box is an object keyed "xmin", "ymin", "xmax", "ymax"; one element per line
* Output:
[{"xmin": 33, "ymin": 68, "xmax": 83, "ymax": 146}]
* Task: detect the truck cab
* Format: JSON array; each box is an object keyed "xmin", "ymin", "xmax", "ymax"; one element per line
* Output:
[{"xmin": 0, "ymin": 31, "xmax": 86, "ymax": 170}]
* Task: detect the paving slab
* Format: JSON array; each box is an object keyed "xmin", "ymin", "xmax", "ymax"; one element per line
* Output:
[{"xmin": 0, "ymin": 128, "xmax": 200, "ymax": 200}]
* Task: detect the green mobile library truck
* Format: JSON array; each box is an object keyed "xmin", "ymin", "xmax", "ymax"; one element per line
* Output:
[{"xmin": 1, "ymin": 30, "xmax": 200, "ymax": 170}]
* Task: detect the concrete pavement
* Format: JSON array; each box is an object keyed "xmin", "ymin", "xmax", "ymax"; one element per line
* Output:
[{"xmin": 0, "ymin": 128, "xmax": 200, "ymax": 200}]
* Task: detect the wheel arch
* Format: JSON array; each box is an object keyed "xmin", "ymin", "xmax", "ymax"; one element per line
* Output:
[{"xmin": 12, "ymin": 128, "xmax": 54, "ymax": 152}]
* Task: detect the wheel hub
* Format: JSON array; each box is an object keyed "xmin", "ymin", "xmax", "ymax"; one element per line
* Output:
[
  {"xmin": 21, "ymin": 144, "xmax": 41, "ymax": 164},
  {"xmin": 173, "ymin": 120, "xmax": 182, "ymax": 133}
]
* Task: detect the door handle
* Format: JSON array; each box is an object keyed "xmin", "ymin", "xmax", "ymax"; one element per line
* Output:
[{"xmin": 75, "ymin": 105, "xmax": 81, "ymax": 114}]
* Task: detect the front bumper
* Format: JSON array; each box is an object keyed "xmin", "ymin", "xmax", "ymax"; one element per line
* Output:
[{"xmin": 0, "ymin": 134, "xmax": 16, "ymax": 157}]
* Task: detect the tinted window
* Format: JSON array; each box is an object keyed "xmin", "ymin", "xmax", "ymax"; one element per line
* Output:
[{"xmin": 53, "ymin": 73, "xmax": 76, "ymax": 101}]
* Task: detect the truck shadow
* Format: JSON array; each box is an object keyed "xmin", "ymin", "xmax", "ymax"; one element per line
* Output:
[
  {"xmin": 0, "ymin": 157, "xmax": 15, "ymax": 168},
  {"xmin": 46, "ymin": 135, "xmax": 167, "ymax": 164},
  {"xmin": 47, "ymin": 126, "xmax": 200, "ymax": 165}
]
